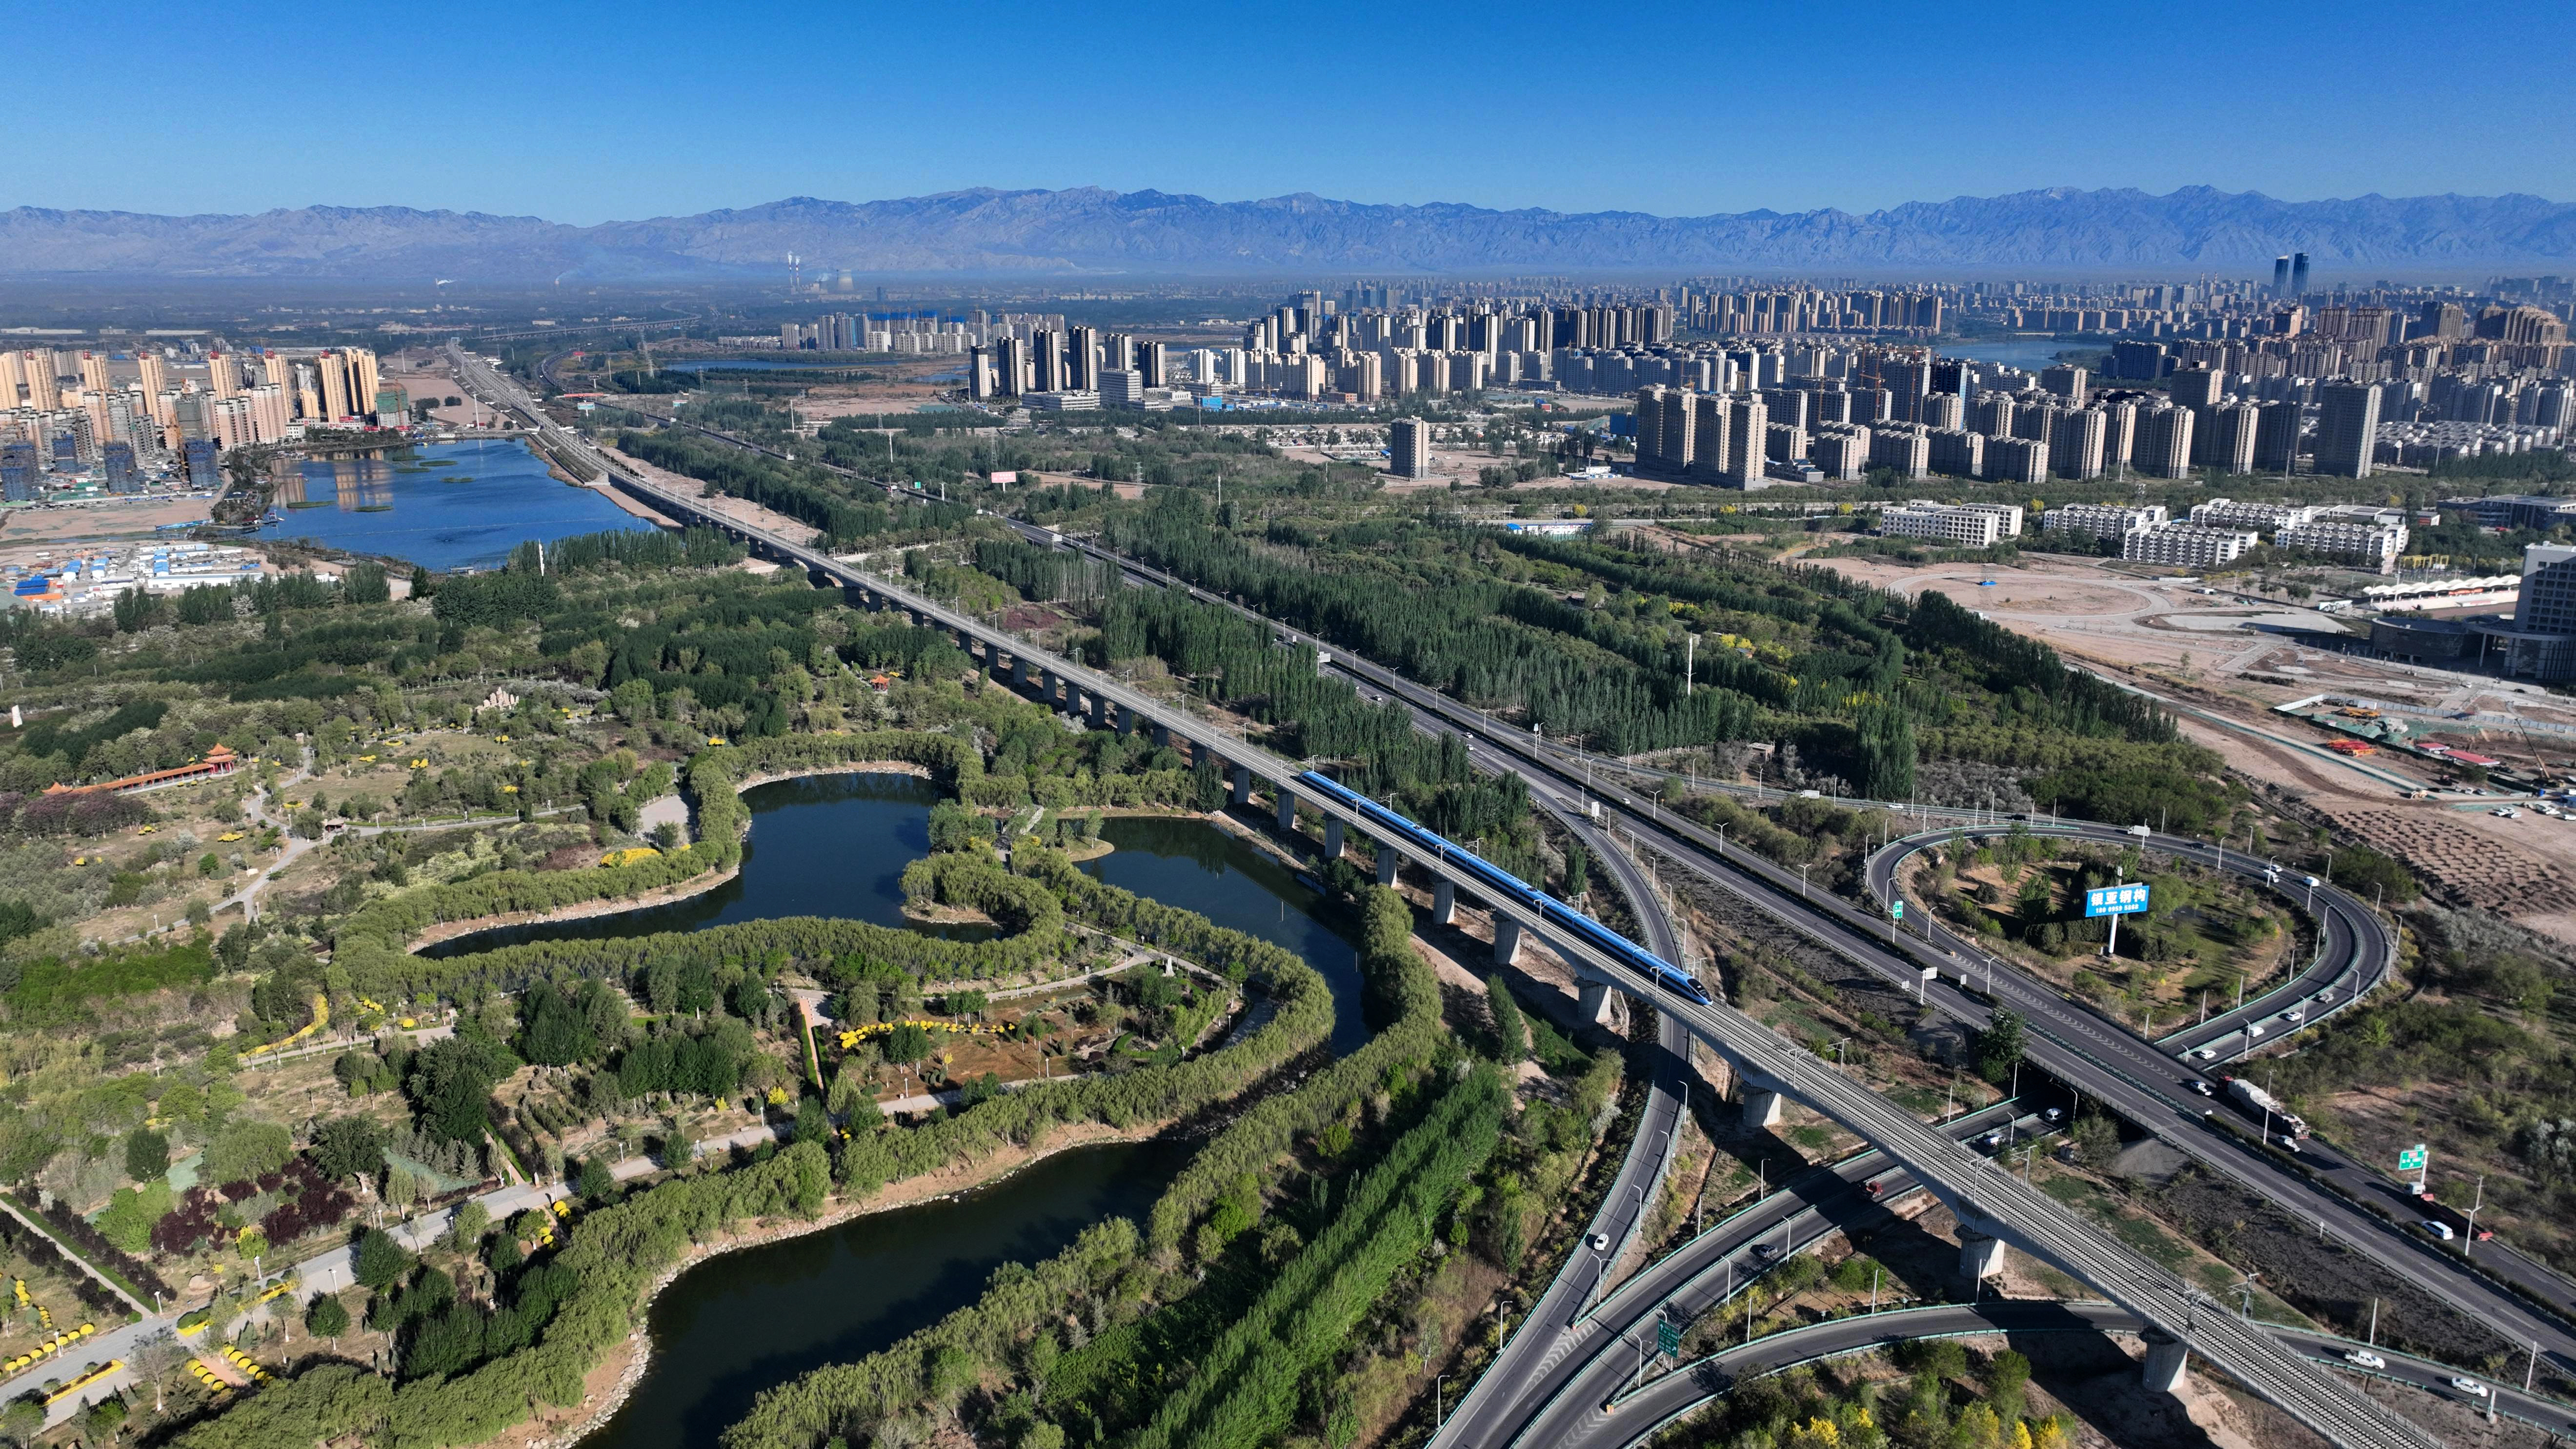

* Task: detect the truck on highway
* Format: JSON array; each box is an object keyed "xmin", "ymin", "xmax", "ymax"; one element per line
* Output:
[{"xmin": 2224, "ymin": 1076, "xmax": 2308, "ymax": 1139}]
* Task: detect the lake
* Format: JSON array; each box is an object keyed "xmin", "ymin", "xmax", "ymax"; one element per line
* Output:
[{"xmin": 259, "ymin": 438, "xmax": 646, "ymax": 571}]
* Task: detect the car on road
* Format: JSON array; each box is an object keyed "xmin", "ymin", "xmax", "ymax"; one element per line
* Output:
[
  {"xmin": 2345, "ymin": 1350, "xmax": 2386, "ymax": 1369},
  {"xmin": 2245, "ymin": 1024, "xmax": 2266, "ymax": 1040},
  {"xmin": 2422, "ymin": 1219, "xmax": 2456, "ymax": 1241},
  {"xmin": 1752, "ymin": 1241, "xmax": 1780, "ymax": 1260},
  {"xmin": 2126, "ymin": 824, "xmax": 2153, "ymax": 837},
  {"xmin": 2190, "ymin": 1046, "xmax": 2216, "ymax": 1061},
  {"xmin": 2283, "ymin": 1008, "xmax": 2305, "ymax": 1023},
  {"xmin": 1864, "ymin": 1180, "xmax": 1886, "ymax": 1198},
  {"xmin": 2191, "ymin": 1080, "xmax": 2214, "ymax": 1096},
  {"xmin": 1588, "ymin": 1232, "xmax": 1610, "ymax": 1253},
  {"xmin": 2450, "ymin": 1377, "xmax": 2489, "ymax": 1398}
]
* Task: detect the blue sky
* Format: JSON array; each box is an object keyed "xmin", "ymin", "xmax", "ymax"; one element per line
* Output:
[{"xmin": 19, "ymin": 0, "xmax": 2572, "ymax": 222}]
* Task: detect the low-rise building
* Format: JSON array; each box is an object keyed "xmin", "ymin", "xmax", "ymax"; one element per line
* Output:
[
  {"xmin": 2190, "ymin": 497, "xmax": 2318, "ymax": 532},
  {"xmin": 2122, "ymin": 521, "xmax": 2259, "ymax": 568},
  {"xmin": 1882, "ymin": 501, "xmax": 2024, "ymax": 548},
  {"xmin": 2042, "ymin": 502, "xmax": 2167, "ymax": 541},
  {"xmin": 2274, "ymin": 518, "xmax": 2407, "ymax": 573}
]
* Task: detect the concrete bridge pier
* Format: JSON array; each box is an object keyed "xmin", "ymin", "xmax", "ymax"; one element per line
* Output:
[
  {"xmin": 1957, "ymin": 1228, "xmax": 2009, "ymax": 1282},
  {"xmin": 1376, "ymin": 848, "xmax": 1400, "ymax": 886},
  {"xmin": 1010, "ymin": 655, "xmax": 1030, "ymax": 688},
  {"xmin": 1432, "ymin": 877, "xmax": 1455, "ymax": 925},
  {"xmin": 1116, "ymin": 704, "xmax": 1137, "ymax": 737},
  {"xmin": 1231, "ymin": 766, "xmax": 1253, "ymax": 807},
  {"xmin": 1740, "ymin": 1087, "xmax": 1787, "ymax": 1128},
  {"xmin": 1324, "ymin": 817, "xmax": 1344, "ymax": 860},
  {"xmin": 1578, "ymin": 977, "xmax": 1617, "ymax": 1026},
  {"xmin": 1151, "ymin": 722, "xmax": 1171, "ymax": 749},
  {"xmin": 1040, "ymin": 669, "xmax": 1061, "ymax": 708},
  {"xmin": 1089, "ymin": 693, "xmax": 1111, "ymax": 729},
  {"xmin": 1493, "ymin": 917, "xmax": 1524, "ymax": 966},
  {"xmin": 2140, "ymin": 1333, "xmax": 2190, "ymax": 1394},
  {"xmin": 1276, "ymin": 788, "xmax": 1297, "ymax": 833}
]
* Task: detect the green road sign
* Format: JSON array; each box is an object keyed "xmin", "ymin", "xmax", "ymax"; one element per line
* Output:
[
  {"xmin": 2398, "ymin": 1144, "xmax": 2428, "ymax": 1173},
  {"xmin": 1657, "ymin": 1320, "xmax": 1681, "ymax": 1357},
  {"xmin": 1892, "ymin": 899, "xmax": 1905, "ymax": 920}
]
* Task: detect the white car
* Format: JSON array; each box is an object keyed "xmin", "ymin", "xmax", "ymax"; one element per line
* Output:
[
  {"xmin": 2451, "ymin": 1377, "xmax": 2489, "ymax": 1398},
  {"xmin": 1587, "ymin": 1232, "xmax": 1610, "ymax": 1253},
  {"xmin": 2190, "ymin": 1080, "xmax": 2214, "ymax": 1096},
  {"xmin": 2126, "ymin": 824, "xmax": 2153, "ymax": 837},
  {"xmin": 2283, "ymin": 1009, "xmax": 2305, "ymax": 1024},
  {"xmin": 2246, "ymin": 1025, "xmax": 2266, "ymax": 1040},
  {"xmin": 2423, "ymin": 1219, "xmax": 2456, "ymax": 1241},
  {"xmin": 2345, "ymin": 1350, "xmax": 2386, "ymax": 1369},
  {"xmin": 2191, "ymin": 1046, "xmax": 2216, "ymax": 1061}
]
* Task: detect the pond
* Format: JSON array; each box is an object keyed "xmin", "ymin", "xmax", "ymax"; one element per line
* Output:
[
  {"xmin": 422, "ymin": 772, "xmax": 983, "ymax": 958},
  {"xmin": 258, "ymin": 439, "xmax": 645, "ymax": 571}
]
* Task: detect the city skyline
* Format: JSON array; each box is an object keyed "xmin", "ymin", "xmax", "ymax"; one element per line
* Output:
[{"xmin": 9, "ymin": 0, "xmax": 2573, "ymax": 224}]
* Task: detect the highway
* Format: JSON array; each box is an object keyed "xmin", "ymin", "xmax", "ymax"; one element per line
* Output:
[
  {"xmin": 447, "ymin": 349, "xmax": 2439, "ymax": 1449},
  {"xmin": 1548, "ymin": 1300, "xmax": 2576, "ymax": 1449},
  {"xmin": 1461, "ymin": 1100, "xmax": 2038, "ymax": 1449},
  {"xmin": 1867, "ymin": 820, "xmax": 2576, "ymax": 1341}
]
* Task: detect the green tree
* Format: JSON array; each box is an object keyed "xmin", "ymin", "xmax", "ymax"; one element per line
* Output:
[
  {"xmin": 124, "ymin": 1127, "xmax": 170, "ymax": 1182},
  {"xmin": 1974, "ymin": 1009, "xmax": 2025, "ymax": 1086},
  {"xmin": 1485, "ymin": 974, "xmax": 1528, "ymax": 1062},
  {"xmin": 405, "ymin": 1033, "xmax": 515, "ymax": 1144},
  {"xmin": 353, "ymin": 1228, "xmax": 413, "ymax": 1291},
  {"xmin": 305, "ymin": 1291, "xmax": 351, "ymax": 1340},
  {"xmin": 310, "ymin": 1116, "xmax": 387, "ymax": 1181},
  {"xmin": 205, "ymin": 1119, "xmax": 294, "ymax": 1186}
]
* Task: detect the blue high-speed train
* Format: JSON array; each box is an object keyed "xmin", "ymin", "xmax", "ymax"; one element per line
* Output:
[{"xmin": 1295, "ymin": 770, "xmax": 1712, "ymax": 1006}]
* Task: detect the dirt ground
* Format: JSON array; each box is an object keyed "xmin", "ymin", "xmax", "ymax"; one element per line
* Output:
[{"xmin": 0, "ymin": 493, "xmax": 220, "ymax": 545}]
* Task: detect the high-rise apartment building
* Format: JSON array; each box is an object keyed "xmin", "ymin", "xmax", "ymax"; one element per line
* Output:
[
  {"xmin": 2290, "ymin": 252, "xmax": 2311, "ymax": 296},
  {"xmin": 2132, "ymin": 405, "xmax": 2194, "ymax": 479},
  {"xmin": 2253, "ymin": 401, "xmax": 2301, "ymax": 473},
  {"xmin": 183, "ymin": 438, "xmax": 221, "ymax": 489},
  {"xmin": 2314, "ymin": 381, "xmax": 2381, "ymax": 478},
  {"xmin": 2048, "ymin": 407, "xmax": 2107, "ymax": 480},
  {"xmin": 2038, "ymin": 364, "xmax": 2088, "ymax": 401},
  {"xmin": 1389, "ymin": 418, "xmax": 1430, "ymax": 479},
  {"xmin": 1984, "ymin": 435, "xmax": 2047, "ymax": 486}
]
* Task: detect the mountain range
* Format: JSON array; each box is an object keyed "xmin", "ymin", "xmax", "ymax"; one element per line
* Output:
[{"xmin": 2, "ymin": 186, "xmax": 2571, "ymax": 281}]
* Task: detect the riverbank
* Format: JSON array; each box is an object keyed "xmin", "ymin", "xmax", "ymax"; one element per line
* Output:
[{"xmin": 514, "ymin": 1119, "xmax": 1165, "ymax": 1449}]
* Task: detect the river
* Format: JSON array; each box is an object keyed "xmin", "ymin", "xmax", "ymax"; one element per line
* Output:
[{"xmin": 497, "ymin": 786, "xmax": 1359, "ymax": 1449}]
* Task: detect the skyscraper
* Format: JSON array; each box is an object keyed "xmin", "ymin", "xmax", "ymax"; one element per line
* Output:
[
  {"xmin": 2290, "ymin": 252, "xmax": 2311, "ymax": 297},
  {"xmin": 2314, "ymin": 380, "xmax": 2380, "ymax": 478},
  {"xmin": 2273, "ymin": 256, "xmax": 2291, "ymax": 296}
]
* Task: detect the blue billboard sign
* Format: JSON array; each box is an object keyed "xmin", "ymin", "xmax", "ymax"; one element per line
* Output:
[{"xmin": 2084, "ymin": 883, "xmax": 2151, "ymax": 918}]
